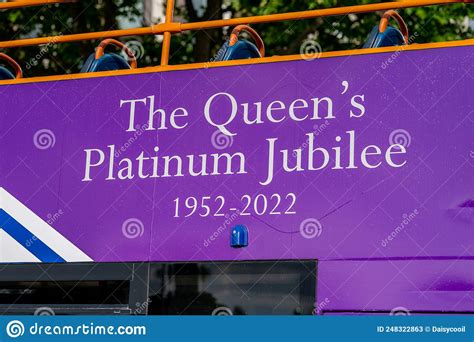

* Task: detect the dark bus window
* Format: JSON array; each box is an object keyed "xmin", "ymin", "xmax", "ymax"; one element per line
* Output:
[
  {"xmin": 148, "ymin": 261, "xmax": 316, "ymax": 315},
  {"xmin": 0, "ymin": 263, "xmax": 149, "ymax": 315},
  {"xmin": 0, "ymin": 280, "xmax": 129, "ymax": 305}
]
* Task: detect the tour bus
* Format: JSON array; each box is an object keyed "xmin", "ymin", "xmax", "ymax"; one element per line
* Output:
[{"xmin": 0, "ymin": 0, "xmax": 472, "ymax": 316}]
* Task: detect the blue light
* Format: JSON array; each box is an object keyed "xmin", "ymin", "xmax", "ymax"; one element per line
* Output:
[{"xmin": 231, "ymin": 225, "xmax": 248, "ymax": 248}]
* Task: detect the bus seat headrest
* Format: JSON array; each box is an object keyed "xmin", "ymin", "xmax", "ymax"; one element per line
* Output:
[
  {"xmin": 215, "ymin": 25, "xmax": 265, "ymax": 62},
  {"xmin": 80, "ymin": 39, "xmax": 137, "ymax": 73},
  {"xmin": 363, "ymin": 10, "xmax": 409, "ymax": 49}
]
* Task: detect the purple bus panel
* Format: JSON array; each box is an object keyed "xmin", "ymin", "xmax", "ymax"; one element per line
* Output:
[
  {"xmin": 317, "ymin": 259, "xmax": 473, "ymax": 314},
  {"xmin": 1, "ymin": 43, "xmax": 472, "ymax": 314},
  {"xmin": 0, "ymin": 45, "xmax": 472, "ymax": 269},
  {"xmin": 0, "ymin": 46, "xmax": 474, "ymax": 314}
]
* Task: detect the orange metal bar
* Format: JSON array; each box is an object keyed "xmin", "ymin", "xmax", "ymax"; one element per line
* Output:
[
  {"xmin": 0, "ymin": 25, "xmax": 177, "ymax": 49},
  {"xmin": 160, "ymin": 0, "xmax": 175, "ymax": 66},
  {"xmin": 180, "ymin": 0, "xmax": 465, "ymax": 31},
  {"xmin": 0, "ymin": 0, "xmax": 75, "ymax": 10},
  {"xmin": 0, "ymin": 0, "xmax": 469, "ymax": 49}
]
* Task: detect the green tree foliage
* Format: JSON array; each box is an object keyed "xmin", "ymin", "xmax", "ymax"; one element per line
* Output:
[
  {"xmin": 230, "ymin": 0, "xmax": 472, "ymax": 55},
  {"xmin": 0, "ymin": 0, "xmax": 472, "ymax": 76}
]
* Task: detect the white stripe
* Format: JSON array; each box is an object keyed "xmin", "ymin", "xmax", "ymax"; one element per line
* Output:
[
  {"xmin": 0, "ymin": 229, "xmax": 40, "ymax": 263},
  {"xmin": 0, "ymin": 187, "xmax": 93, "ymax": 262}
]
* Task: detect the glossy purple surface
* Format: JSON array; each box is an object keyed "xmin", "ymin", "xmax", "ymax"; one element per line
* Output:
[
  {"xmin": 0, "ymin": 45, "xmax": 472, "ymax": 266},
  {"xmin": 318, "ymin": 259, "xmax": 474, "ymax": 313}
]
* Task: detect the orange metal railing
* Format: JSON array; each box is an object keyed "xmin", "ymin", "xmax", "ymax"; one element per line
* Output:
[
  {"xmin": 0, "ymin": 0, "xmax": 75, "ymax": 10},
  {"xmin": 161, "ymin": 0, "xmax": 175, "ymax": 66},
  {"xmin": 0, "ymin": 0, "xmax": 471, "ymax": 68}
]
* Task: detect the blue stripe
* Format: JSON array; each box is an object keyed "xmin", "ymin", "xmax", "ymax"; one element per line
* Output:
[{"xmin": 0, "ymin": 209, "xmax": 65, "ymax": 263}]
